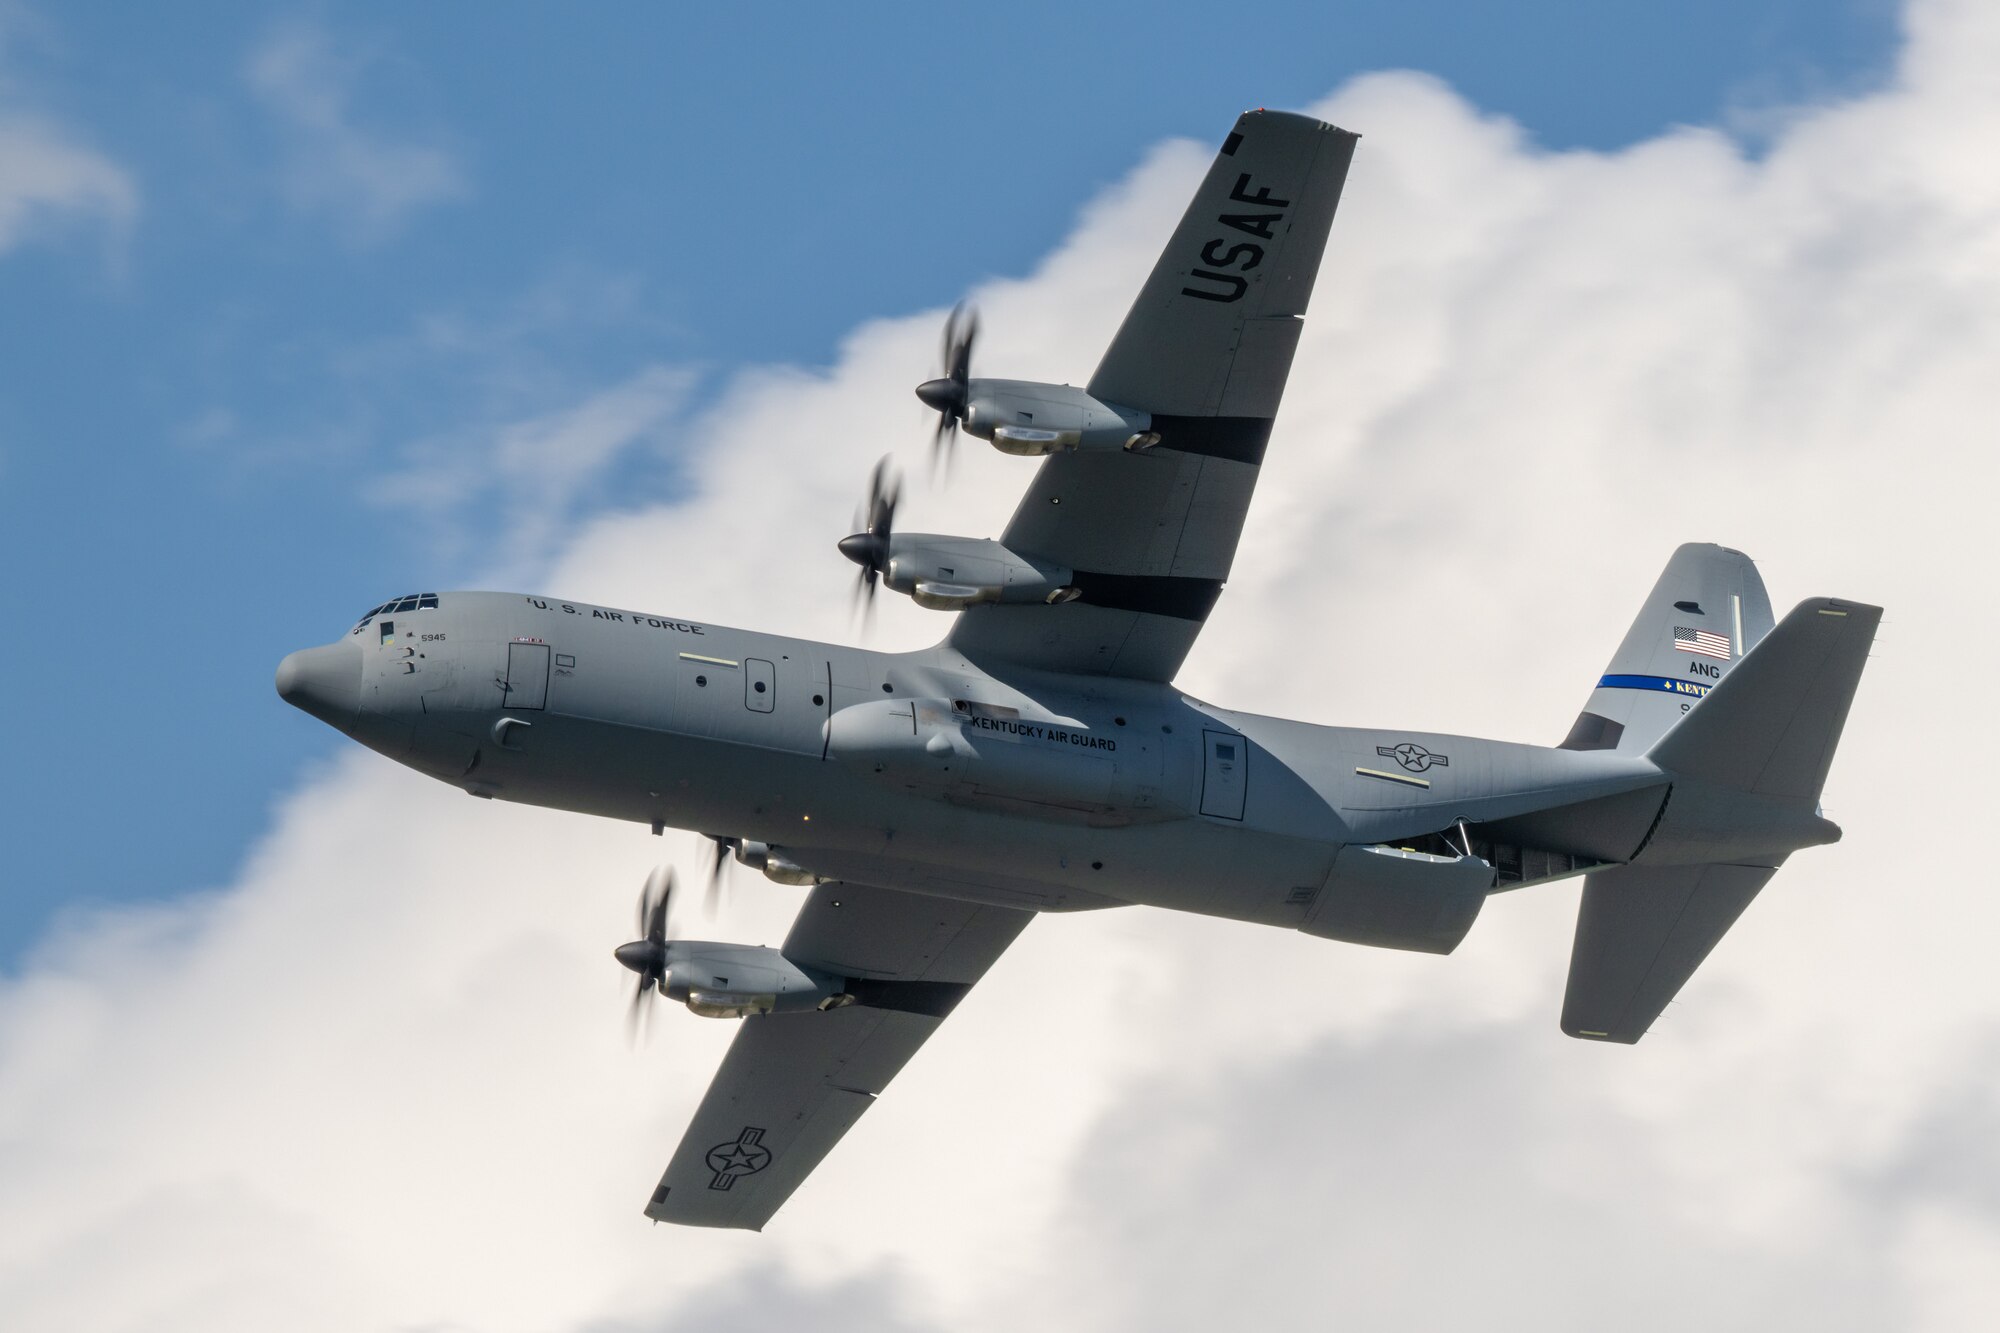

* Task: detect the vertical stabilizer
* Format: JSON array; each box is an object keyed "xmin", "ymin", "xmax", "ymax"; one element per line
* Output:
[{"xmin": 1560, "ymin": 543, "xmax": 1774, "ymax": 755}]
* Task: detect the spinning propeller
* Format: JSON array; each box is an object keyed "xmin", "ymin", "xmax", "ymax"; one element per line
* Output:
[
  {"xmin": 614, "ymin": 866, "xmax": 675, "ymax": 1041},
  {"xmin": 702, "ymin": 834, "xmax": 733, "ymax": 916},
  {"xmin": 836, "ymin": 456, "xmax": 900, "ymax": 623},
  {"xmin": 913, "ymin": 302, "xmax": 978, "ymax": 472}
]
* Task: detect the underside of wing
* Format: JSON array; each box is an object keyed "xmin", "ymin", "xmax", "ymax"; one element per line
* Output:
[
  {"xmin": 947, "ymin": 109, "xmax": 1358, "ymax": 681},
  {"xmin": 642, "ymin": 884, "xmax": 1032, "ymax": 1230}
]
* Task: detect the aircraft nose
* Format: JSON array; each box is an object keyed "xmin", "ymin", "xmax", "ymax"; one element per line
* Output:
[{"xmin": 276, "ymin": 641, "xmax": 363, "ymax": 729}]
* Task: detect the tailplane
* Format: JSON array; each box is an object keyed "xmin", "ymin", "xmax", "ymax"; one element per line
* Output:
[
  {"xmin": 1646, "ymin": 596, "xmax": 1883, "ymax": 801},
  {"xmin": 1561, "ymin": 863, "xmax": 1775, "ymax": 1043},
  {"xmin": 1560, "ymin": 591, "xmax": 1882, "ymax": 1044}
]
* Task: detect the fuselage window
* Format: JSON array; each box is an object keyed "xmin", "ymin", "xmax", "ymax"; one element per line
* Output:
[
  {"xmin": 358, "ymin": 592, "xmax": 440, "ymax": 632},
  {"xmin": 352, "ymin": 594, "xmax": 437, "ymax": 635}
]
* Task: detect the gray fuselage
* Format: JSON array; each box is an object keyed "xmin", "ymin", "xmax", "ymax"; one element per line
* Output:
[{"xmin": 278, "ymin": 591, "xmax": 1673, "ymax": 950}]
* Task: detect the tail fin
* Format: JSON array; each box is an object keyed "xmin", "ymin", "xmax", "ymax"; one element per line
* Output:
[
  {"xmin": 1559, "ymin": 543, "xmax": 1775, "ymax": 755},
  {"xmin": 1561, "ymin": 595, "xmax": 1882, "ymax": 1043}
]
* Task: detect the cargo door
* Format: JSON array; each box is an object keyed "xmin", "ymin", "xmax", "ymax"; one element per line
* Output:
[
  {"xmin": 503, "ymin": 641, "xmax": 550, "ymax": 711},
  {"xmin": 1200, "ymin": 729, "xmax": 1246, "ymax": 820}
]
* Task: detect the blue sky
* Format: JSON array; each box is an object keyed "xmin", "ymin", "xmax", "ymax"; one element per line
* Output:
[{"xmin": 1, "ymin": 0, "xmax": 1894, "ymax": 959}]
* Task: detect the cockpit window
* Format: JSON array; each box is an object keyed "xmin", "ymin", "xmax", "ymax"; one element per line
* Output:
[{"xmin": 352, "ymin": 593, "xmax": 440, "ymax": 634}]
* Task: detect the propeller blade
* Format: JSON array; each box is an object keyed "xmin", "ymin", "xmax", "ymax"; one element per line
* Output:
[
  {"xmin": 930, "ymin": 411, "xmax": 956, "ymax": 471},
  {"xmin": 943, "ymin": 301, "xmax": 978, "ymax": 386},
  {"xmin": 621, "ymin": 865, "xmax": 683, "ymax": 1044},
  {"xmin": 839, "ymin": 457, "xmax": 900, "ymax": 630},
  {"xmin": 703, "ymin": 836, "xmax": 731, "ymax": 919},
  {"xmin": 643, "ymin": 867, "xmax": 673, "ymax": 943},
  {"xmin": 626, "ymin": 974, "xmax": 652, "ymax": 1045},
  {"xmin": 916, "ymin": 302, "xmax": 977, "ymax": 476}
]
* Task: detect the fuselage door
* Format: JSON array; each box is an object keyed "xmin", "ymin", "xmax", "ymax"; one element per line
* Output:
[
  {"xmin": 745, "ymin": 658, "xmax": 776, "ymax": 713},
  {"xmin": 1200, "ymin": 729, "xmax": 1247, "ymax": 820},
  {"xmin": 504, "ymin": 641, "xmax": 550, "ymax": 711}
]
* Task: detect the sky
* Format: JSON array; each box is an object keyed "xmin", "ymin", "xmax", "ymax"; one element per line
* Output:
[
  {"xmin": 5, "ymin": 1, "xmax": 1999, "ymax": 1330},
  {"xmin": 0, "ymin": 0, "xmax": 1900, "ymax": 953}
]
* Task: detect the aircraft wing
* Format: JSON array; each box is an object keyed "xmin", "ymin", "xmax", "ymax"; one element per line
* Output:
[
  {"xmin": 642, "ymin": 883, "xmax": 1033, "ymax": 1230},
  {"xmin": 947, "ymin": 109, "xmax": 1358, "ymax": 682}
]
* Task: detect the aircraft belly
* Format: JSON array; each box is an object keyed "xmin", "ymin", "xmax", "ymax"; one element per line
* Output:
[{"xmin": 768, "ymin": 800, "xmax": 1338, "ymax": 928}]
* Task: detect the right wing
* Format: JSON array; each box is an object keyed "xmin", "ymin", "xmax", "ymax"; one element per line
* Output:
[
  {"xmin": 642, "ymin": 883, "xmax": 1033, "ymax": 1230},
  {"xmin": 947, "ymin": 109, "xmax": 1358, "ymax": 682}
]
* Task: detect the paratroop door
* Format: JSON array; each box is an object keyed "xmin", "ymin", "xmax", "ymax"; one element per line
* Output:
[
  {"xmin": 1200, "ymin": 729, "xmax": 1246, "ymax": 819},
  {"xmin": 504, "ymin": 642, "xmax": 550, "ymax": 710},
  {"xmin": 745, "ymin": 658, "xmax": 776, "ymax": 713}
]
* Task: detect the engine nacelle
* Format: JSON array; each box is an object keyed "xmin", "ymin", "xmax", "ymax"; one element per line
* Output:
[
  {"xmin": 1300, "ymin": 843, "xmax": 1495, "ymax": 955},
  {"xmin": 881, "ymin": 534, "xmax": 1077, "ymax": 611},
  {"xmin": 727, "ymin": 839, "xmax": 821, "ymax": 885},
  {"xmin": 660, "ymin": 940, "xmax": 850, "ymax": 1017},
  {"xmin": 960, "ymin": 379, "xmax": 1155, "ymax": 455},
  {"xmin": 824, "ymin": 697, "xmax": 1180, "ymax": 826}
]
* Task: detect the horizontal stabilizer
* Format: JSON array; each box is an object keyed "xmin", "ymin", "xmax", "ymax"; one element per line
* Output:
[
  {"xmin": 1562, "ymin": 862, "xmax": 1777, "ymax": 1043},
  {"xmin": 1648, "ymin": 597, "xmax": 1882, "ymax": 799}
]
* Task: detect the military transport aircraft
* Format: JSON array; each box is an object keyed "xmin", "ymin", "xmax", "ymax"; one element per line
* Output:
[{"xmin": 275, "ymin": 110, "xmax": 1879, "ymax": 1230}]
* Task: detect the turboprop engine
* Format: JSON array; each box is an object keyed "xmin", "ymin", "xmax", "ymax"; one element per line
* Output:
[
  {"xmin": 654, "ymin": 941, "xmax": 849, "ymax": 1018},
  {"xmin": 616, "ymin": 870, "xmax": 851, "ymax": 1024},
  {"xmin": 823, "ymin": 697, "xmax": 1182, "ymax": 826},
  {"xmin": 947, "ymin": 379, "xmax": 1157, "ymax": 456},
  {"xmin": 912, "ymin": 304, "xmax": 1158, "ymax": 462},
  {"xmin": 837, "ymin": 460, "xmax": 1082, "ymax": 612},
  {"xmin": 843, "ymin": 531, "xmax": 1078, "ymax": 611}
]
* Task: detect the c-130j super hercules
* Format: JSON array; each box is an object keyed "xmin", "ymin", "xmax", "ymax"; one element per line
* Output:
[{"xmin": 276, "ymin": 110, "xmax": 1879, "ymax": 1230}]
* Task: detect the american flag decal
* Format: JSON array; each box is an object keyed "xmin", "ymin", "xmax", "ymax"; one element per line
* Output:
[{"xmin": 1673, "ymin": 626, "xmax": 1732, "ymax": 660}]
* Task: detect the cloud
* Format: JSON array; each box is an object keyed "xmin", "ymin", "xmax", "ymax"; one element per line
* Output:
[
  {"xmin": 5, "ymin": 1, "xmax": 1999, "ymax": 1329},
  {"xmin": 370, "ymin": 362, "xmax": 696, "ymax": 581},
  {"xmin": 246, "ymin": 22, "xmax": 464, "ymax": 240},
  {"xmin": 0, "ymin": 49, "xmax": 136, "ymax": 257}
]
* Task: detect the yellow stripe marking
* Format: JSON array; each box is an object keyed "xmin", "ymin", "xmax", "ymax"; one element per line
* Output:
[{"xmin": 1354, "ymin": 766, "xmax": 1430, "ymax": 789}]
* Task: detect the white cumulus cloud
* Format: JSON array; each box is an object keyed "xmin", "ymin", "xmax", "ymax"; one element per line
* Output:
[
  {"xmin": 0, "ymin": 21, "xmax": 136, "ymax": 259},
  {"xmin": 246, "ymin": 22, "xmax": 465, "ymax": 240},
  {"xmin": 0, "ymin": 116, "xmax": 133, "ymax": 253},
  {"xmin": 5, "ymin": 1, "xmax": 1999, "ymax": 1329}
]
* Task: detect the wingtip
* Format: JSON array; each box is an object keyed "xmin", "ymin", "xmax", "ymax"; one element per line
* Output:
[{"xmin": 1561, "ymin": 1020, "xmax": 1641, "ymax": 1045}]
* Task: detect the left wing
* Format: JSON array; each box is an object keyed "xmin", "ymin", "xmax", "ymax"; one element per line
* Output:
[{"xmin": 642, "ymin": 884, "xmax": 1033, "ymax": 1230}]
